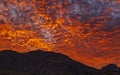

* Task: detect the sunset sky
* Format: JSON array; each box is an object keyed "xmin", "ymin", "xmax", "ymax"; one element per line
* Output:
[{"xmin": 0, "ymin": 0, "xmax": 120, "ymax": 69}]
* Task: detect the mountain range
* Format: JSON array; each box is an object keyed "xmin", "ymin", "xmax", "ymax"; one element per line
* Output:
[{"xmin": 0, "ymin": 50, "xmax": 120, "ymax": 75}]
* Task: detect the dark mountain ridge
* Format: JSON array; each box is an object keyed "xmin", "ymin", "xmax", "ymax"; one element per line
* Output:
[{"xmin": 0, "ymin": 50, "xmax": 119, "ymax": 75}]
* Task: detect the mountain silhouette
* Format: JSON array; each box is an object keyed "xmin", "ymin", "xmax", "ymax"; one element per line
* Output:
[
  {"xmin": 0, "ymin": 50, "xmax": 119, "ymax": 75},
  {"xmin": 101, "ymin": 64, "xmax": 120, "ymax": 71}
]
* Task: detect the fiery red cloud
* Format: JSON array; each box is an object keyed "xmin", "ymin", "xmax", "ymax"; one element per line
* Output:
[{"xmin": 0, "ymin": 0, "xmax": 120, "ymax": 68}]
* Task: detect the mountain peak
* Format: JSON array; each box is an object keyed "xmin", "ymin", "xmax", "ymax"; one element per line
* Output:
[{"xmin": 101, "ymin": 64, "xmax": 119, "ymax": 71}]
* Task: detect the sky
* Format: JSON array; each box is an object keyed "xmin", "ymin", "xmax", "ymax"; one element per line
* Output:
[{"xmin": 0, "ymin": 0, "xmax": 120, "ymax": 68}]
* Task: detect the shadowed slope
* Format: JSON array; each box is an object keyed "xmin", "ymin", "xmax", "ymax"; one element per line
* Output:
[
  {"xmin": 0, "ymin": 50, "xmax": 120, "ymax": 75},
  {"xmin": 0, "ymin": 50, "xmax": 99, "ymax": 75}
]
